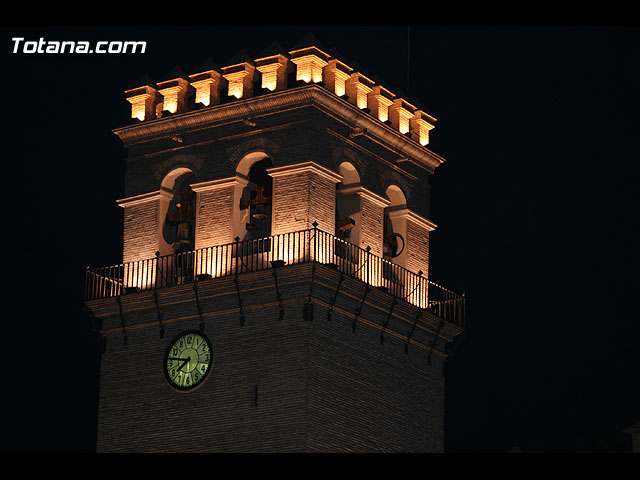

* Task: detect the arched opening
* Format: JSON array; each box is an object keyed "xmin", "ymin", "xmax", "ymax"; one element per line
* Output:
[
  {"xmin": 335, "ymin": 162, "xmax": 360, "ymax": 242},
  {"xmin": 383, "ymin": 185, "xmax": 407, "ymax": 261},
  {"xmin": 157, "ymin": 167, "xmax": 198, "ymax": 285},
  {"xmin": 335, "ymin": 162, "xmax": 361, "ymax": 262},
  {"xmin": 159, "ymin": 168, "xmax": 197, "ymax": 256},
  {"xmin": 237, "ymin": 152, "xmax": 273, "ymax": 243},
  {"xmin": 338, "ymin": 162, "xmax": 360, "ymax": 188}
]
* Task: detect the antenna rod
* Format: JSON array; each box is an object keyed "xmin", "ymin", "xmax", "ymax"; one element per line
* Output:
[{"xmin": 407, "ymin": 26, "xmax": 411, "ymax": 97}]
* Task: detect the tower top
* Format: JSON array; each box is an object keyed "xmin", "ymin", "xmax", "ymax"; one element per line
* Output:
[{"xmin": 117, "ymin": 40, "xmax": 441, "ymax": 171}]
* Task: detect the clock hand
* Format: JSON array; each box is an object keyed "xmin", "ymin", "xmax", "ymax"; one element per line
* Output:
[
  {"xmin": 177, "ymin": 357, "xmax": 191, "ymax": 371},
  {"xmin": 168, "ymin": 356, "xmax": 191, "ymax": 370}
]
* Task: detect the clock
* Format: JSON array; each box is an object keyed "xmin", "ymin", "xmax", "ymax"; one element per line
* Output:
[{"xmin": 164, "ymin": 330, "xmax": 213, "ymax": 391}]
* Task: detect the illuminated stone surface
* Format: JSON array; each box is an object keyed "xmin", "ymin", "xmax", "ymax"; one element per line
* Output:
[{"xmin": 87, "ymin": 39, "xmax": 463, "ymax": 453}]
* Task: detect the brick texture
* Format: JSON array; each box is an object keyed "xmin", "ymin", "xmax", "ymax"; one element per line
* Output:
[
  {"xmin": 359, "ymin": 194, "xmax": 386, "ymax": 257},
  {"xmin": 122, "ymin": 199, "xmax": 158, "ymax": 264},
  {"xmin": 194, "ymin": 184, "xmax": 234, "ymax": 249},
  {"xmin": 271, "ymin": 168, "xmax": 338, "ymax": 236},
  {"xmin": 88, "ymin": 263, "xmax": 458, "ymax": 452},
  {"xmin": 406, "ymin": 219, "xmax": 430, "ymax": 278}
]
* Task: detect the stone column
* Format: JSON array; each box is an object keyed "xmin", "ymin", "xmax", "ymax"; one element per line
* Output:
[
  {"xmin": 387, "ymin": 208, "xmax": 436, "ymax": 307},
  {"xmin": 191, "ymin": 176, "xmax": 249, "ymax": 277},
  {"xmin": 117, "ymin": 190, "xmax": 170, "ymax": 289},
  {"xmin": 268, "ymin": 162, "xmax": 342, "ymax": 264}
]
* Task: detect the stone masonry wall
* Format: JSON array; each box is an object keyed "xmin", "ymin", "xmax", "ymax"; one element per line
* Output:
[
  {"xmin": 88, "ymin": 263, "xmax": 457, "ymax": 452},
  {"xmin": 122, "ymin": 199, "xmax": 159, "ymax": 264}
]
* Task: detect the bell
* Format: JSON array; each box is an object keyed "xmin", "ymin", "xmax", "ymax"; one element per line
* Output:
[
  {"xmin": 252, "ymin": 203, "xmax": 268, "ymax": 220},
  {"xmin": 171, "ymin": 220, "xmax": 194, "ymax": 251}
]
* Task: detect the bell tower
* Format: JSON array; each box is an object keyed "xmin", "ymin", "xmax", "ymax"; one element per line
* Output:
[{"xmin": 84, "ymin": 37, "xmax": 465, "ymax": 452}]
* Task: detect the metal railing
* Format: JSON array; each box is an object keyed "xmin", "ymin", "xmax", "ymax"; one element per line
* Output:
[{"xmin": 84, "ymin": 226, "xmax": 465, "ymax": 327}]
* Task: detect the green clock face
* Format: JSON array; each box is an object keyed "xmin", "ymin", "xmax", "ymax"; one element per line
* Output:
[{"xmin": 164, "ymin": 331, "xmax": 212, "ymax": 391}]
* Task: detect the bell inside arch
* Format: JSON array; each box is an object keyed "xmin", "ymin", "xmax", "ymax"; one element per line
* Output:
[
  {"xmin": 171, "ymin": 220, "xmax": 194, "ymax": 251},
  {"xmin": 252, "ymin": 202, "xmax": 269, "ymax": 220}
]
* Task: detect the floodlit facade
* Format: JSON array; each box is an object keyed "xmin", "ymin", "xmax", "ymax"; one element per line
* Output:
[{"xmin": 85, "ymin": 37, "xmax": 464, "ymax": 453}]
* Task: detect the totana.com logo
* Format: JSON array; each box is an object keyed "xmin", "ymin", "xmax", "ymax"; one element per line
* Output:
[{"xmin": 11, "ymin": 37, "xmax": 146, "ymax": 54}]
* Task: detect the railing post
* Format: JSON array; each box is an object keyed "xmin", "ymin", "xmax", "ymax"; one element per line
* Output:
[
  {"xmin": 154, "ymin": 251, "xmax": 160, "ymax": 290},
  {"xmin": 365, "ymin": 245, "xmax": 371, "ymax": 285},
  {"xmin": 85, "ymin": 264, "xmax": 90, "ymax": 300},
  {"xmin": 234, "ymin": 236, "xmax": 240, "ymax": 276},
  {"xmin": 312, "ymin": 221, "xmax": 318, "ymax": 263},
  {"xmin": 461, "ymin": 291, "xmax": 466, "ymax": 328}
]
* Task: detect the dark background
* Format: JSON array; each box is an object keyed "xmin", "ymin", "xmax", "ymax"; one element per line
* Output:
[{"xmin": 2, "ymin": 24, "xmax": 639, "ymax": 454}]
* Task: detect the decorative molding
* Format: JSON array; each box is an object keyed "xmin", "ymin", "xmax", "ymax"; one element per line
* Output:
[
  {"xmin": 190, "ymin": 176, "xmax": 249, "ymax": 192},
  {"xmin": 152, "ymin": 153, "xmax": 204, "ymax": 183},
  {"xmin": 228, "ymin": 136, "xmax": 282, "ymax": 170},
  {"xmin": 267, "ymin": 161, "xmax": 343, "ymax": 183},
  {"xmin": 337, "ymin": 185, "xmax": 390, "ymax": 208},
  {"xmin": 387, "ymin": 208, "xmax": 437, "ymax": 231},
  {"xmin": 116, "ymin": 189, "xmax": 170, "ymax": 207},
  {"xmin": 113, "ymin": 85, "xmax": 445, "ymax": 174}
]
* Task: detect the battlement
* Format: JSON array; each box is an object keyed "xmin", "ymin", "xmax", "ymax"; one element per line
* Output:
[{"xmin": 124, "ymin": 41, "xmax": 437, "ymax": 149}]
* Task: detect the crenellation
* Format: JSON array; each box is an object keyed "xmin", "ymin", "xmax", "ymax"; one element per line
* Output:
[
  {"xmin": 222, "ymin": 60, "xmax": 257, "ymax": 100},
  {"xmin": 125, "ymin": 82, "xmax": 160, "ymax": 122},
  {"xmin": 345, "ymin": 72, "xmax": 375, "ymax": 111},
  {"xmin": 189, "ymin": 61, "xmax": 224, "ymax": 108},
  {"xmin": 255, "ymin": 51, "xmax": 292, "ymax": 92},
  {"xmin": 121, "ymin": 42, "xmax": 437, "ymax": 147},
  {"xmin": 156, "ymin": 68, "xmax": 191, "ymax": 116},
  {"xmin": 389, "ymin": 97, "xmax": 416, "ymax": 136},
  {"xmin": 368, "ymin": 85, "xmax": 395, "ymax": 123},
  {"xmin": 323, "ymin": 58, "xmax": 353, "ymax": 97}
]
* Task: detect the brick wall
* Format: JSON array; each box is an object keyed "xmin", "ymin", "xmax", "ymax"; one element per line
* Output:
[
  {"xmin": 88, "ymin": 263, "xmax": 457, "ymax": 452},
  {"xmin": 121, "ymin": 198, "xmax": 159, "ymax": 264},
  {"xmin": 193, "ymin": 183, "xmax": 235, "ymax": 249},
  {"xmin": 406, "ymin": 218, "xmax": 431, "ymax": 279},
  {"xmin": 358, "ymin": 192, "xmax": 387, "ymax": 257},
  {"xmin": 270, "ymin": 163, "xmax": 341, "ymax": 236}
]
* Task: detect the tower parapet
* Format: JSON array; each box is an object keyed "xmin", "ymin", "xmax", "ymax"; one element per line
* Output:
[{"xmin": 122, "ymin": 42, "xmax": 437, "ymax": 149}]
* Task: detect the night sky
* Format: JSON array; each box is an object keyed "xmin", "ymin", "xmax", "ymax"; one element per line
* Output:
[{"xmin": 3, "ymin": 24, "xmax": 639, "ymax": 454}]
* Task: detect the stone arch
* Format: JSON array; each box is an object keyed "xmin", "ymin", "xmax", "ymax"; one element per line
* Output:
[
  {"xmin": 153, "ymin": 152, "xmax": 204, "ymax": 185},
  {"xmin": 383, "ymin": 184, "xmax": 408, "ymax": 262},
  {"xmin": 335, "ymin": 161, "xmax": 361, "ymax": 252},
  {"xmin": 159, "ymin": 166, "xmax": 198, "ymax": 256},
  {"xmin": 235, "ymin": 151, "xmax": 274, "ymax": 241},
  {"xmin": 338, "ymin": 161, "xmax": 361, "ymax": 187},
  {"xmin": 385, "ymin": 184, "xmax": 407, "ymax": 209},
  {"xmin": 331, "ymin": 144, "xmax": 367, "ymax": 183},
  {"xmin": 235, "ymin": 150, "xmax": 271, "ymax": 178},
  {"xmin": 161, "ymin": 166, "xmax": 196, "ymax": 191},
  {"xmin": 229, "ymin": 136, "xmax": 281, "ymax": 172}
]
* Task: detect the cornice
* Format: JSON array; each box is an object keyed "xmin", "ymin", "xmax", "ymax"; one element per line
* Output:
[
  {"xmin": 337, "ymin": 184, "xmax": 391, "ymax": 207},
  {"xmin": 190, "ymin": 175, "xmax": 249, "ymax": 192},
  {"xmin": 387, "ymin": 207, "xmax": 438, "ymax": 231},
  {"xmin": 113, "ymin": 84, "xmax": 445, "ymax": 174},
  {"xmin": 267, "ymin": 160, "xmax": 343, "ymax": 182},
  {"xmin": 116, "ymin": 189, "xmax": 171, "ymax": 207}
]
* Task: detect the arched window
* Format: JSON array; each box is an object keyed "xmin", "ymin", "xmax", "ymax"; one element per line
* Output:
[
  {"xmin": 158, "ymin": 168, "xmax": 197, "ymax": 255},
  {"xmin": 236, "ymin": 152, "xmax": 273, "ymax": 243},
  {"xmin": 335, "ymin": 162, "xmax": 360, "ymax": 243},
  {"xmin": 243, "ymin": 157, "xmax": 273, "ymax": 239},
  {"xmin": 383, "ymin": 185, "xmax": 407, "ymax": 261}
]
